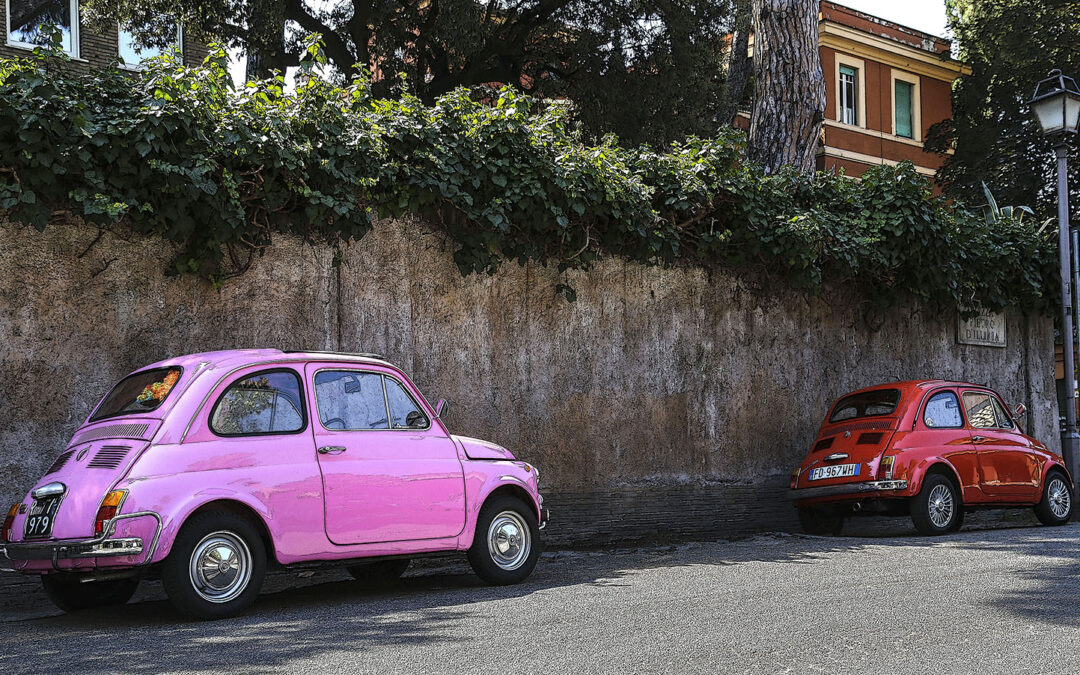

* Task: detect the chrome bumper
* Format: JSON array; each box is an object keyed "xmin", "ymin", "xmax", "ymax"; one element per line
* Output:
[
  {"xmin": 2, "ymin": 537, "xmax": 143, "ymax": 561},
  {"xmin": 789, "ymin": 480, "xmax": 909, "ymax": 501},
  {"xmin": 0, "ymin": 510, "xmax": 162, "ymax": 571}
]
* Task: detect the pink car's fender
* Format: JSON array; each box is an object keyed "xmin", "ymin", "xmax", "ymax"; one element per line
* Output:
[
  {"xmin": 456, "ymin": 461, "xmax": 542, "ymax": 550},
  {"xmin": 119, "ymin": 477, "xmax": 278, "ymax": 565}
]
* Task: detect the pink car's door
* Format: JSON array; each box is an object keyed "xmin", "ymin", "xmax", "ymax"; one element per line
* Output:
[{"xmin": 306, "ymin": 364, "xmax": 466, "ymax": 545}]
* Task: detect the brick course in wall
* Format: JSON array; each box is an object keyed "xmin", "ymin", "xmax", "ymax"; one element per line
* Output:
[{"xmin": 0, "ymin": 1, "xmax": 205, "ymax": 68}]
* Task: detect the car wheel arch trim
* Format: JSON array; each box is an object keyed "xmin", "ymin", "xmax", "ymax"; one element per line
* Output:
[{"xmin": 151, "ymin": 494, "xmax": 276, "ymax": 564}]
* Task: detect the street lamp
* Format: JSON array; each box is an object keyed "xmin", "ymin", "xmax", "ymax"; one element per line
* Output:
[{"xmin": 1030, "ymin": 69, "xmax": 1080, "ymax": 480}]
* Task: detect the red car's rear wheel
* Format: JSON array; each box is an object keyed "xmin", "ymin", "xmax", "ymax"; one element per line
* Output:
[{"xmin": 911, "ymin": 474, "xmax": 961, "ymax": 535}]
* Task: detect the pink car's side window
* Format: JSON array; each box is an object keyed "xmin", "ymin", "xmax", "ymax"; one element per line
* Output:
[
  {"xmin": 313, "ymin": 370, "xmax": 388, "ymax": 430},
  {"xmin": 209, "ymin": 369, "xmax": 306, "ymax": 436}
]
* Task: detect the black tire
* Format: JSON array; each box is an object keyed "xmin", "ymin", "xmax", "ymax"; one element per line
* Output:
[
  {"xmin": 346, "ymin": 558, "xmax": 410, "ymax": 586},
  {"xmin": 41, "ymin": 575, "xmax": 138, "ymax": 612},
  {"xmin": 467, "ymin": 496, "xmax": 540, "ymax": 585},
  {"xmin": 797, "ymin": 507, "xmax": 844, "ymax": 536},
  {"xmin": 161, "ymin": 511, "xmax": 267, "ymax": 620},
  {"xmin": 1034, "ymin": 470, "xmax": 1074, "ymax": 526},
  {"xmin": 911, "ymin": 473, "xmax": 961, "ymax": 535}
]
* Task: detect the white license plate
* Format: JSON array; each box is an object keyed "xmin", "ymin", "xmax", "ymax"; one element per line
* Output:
[{"xmin": 809, "ymin": 463, "xmax": 861, "ymax": 481}]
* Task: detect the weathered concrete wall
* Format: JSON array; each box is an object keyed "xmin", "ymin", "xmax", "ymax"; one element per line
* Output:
[{"xmin": 0, "ymin": 218, "xmax": 1058, "ymax": 544}]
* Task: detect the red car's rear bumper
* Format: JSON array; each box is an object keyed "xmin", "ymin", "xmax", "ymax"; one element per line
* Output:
[{"xmin": 790, "ymin": 480, "xmax": 910, "ymax": 503}]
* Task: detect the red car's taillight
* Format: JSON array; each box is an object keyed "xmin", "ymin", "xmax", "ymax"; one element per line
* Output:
[
  {"xmin": 790, "ymin": 467, "xmax": 802, "ymax": 489},
  {"xmin": 879, "ymin": 456, "xmax": 896, "ymax": 480},
  {"xmin": 95, "ymin": 490, "xmax": 127, "ymax": 535},
  {"xmin": 1, "ymin": 503, "xmax": 18, "ymax": 542}
]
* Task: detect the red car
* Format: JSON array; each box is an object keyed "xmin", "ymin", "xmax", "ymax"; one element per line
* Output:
[{"xmin": 790, "ymin": 380, "xmax": 1074, "ymax": 535}]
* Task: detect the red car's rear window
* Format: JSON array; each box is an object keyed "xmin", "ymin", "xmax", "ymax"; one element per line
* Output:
[{"xmin": 828, "ymin": 389, "xmax": 901, "ymax": 423}]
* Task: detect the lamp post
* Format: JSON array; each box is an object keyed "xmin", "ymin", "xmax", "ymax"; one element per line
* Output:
[{"xmin": 1030, "ymin": 69, "xmax": 1080, "ymax": 480}]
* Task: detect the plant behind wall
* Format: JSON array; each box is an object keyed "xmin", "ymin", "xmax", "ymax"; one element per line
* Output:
[{"xmin": 0, "ymin": 37, "xmax": 1059, "ymax": 316}]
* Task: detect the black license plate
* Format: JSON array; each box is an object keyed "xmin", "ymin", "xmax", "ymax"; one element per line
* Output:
[{"xmin": 24, "ymin": 497, "xmax": 60, "ymax": 539}]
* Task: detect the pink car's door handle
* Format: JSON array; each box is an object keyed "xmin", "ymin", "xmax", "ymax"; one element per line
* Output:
[
  {"xmin": 318, "ymin": 446, "xmax": 347, "ymax": 455},
  {"xmin": 971, "ymin": 436, "xmax": 987, "ymax": 443}
]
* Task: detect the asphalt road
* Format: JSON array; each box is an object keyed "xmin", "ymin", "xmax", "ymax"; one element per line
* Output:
[{"xmin": 2, "ymin": 520, "xmax": 1079, "ymax": 674}]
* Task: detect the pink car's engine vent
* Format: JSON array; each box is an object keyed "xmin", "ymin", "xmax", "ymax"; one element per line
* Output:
[
  {"xmin": 45, "ymin": 450, "xmax": 75, "ymax": 475},
  {"xmin": 72, "ymin": 423, "xmax": 150, "ymax": 446},
  {"xmin": 87, "ymin": 445, "xmax": 131, "ymax": 469}
]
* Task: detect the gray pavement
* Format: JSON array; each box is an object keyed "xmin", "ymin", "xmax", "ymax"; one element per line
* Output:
[{"xmin": 1, "ymin": 518, "xmax": 1079, "ymax": 674}]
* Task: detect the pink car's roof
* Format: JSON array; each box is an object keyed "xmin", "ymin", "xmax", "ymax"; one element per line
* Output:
[{"xmin": 136, "ymin": 349, "xmax": 396, "ymax": 374}]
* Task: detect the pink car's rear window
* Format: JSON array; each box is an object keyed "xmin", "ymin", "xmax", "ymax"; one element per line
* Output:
[{"xmin": 89, "ymin": 367, "xmax": 182, "ymax": 422}]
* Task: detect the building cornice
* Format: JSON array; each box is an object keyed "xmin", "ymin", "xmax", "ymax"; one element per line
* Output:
[{"xmin": 819, "ymin": 21, "xmax": 971, "ymax": 81}]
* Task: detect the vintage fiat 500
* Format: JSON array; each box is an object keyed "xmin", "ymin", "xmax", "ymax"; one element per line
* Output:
[
  {"xmin": 0, "ymin": 349, "xmax": 548, "ymax": 619},
  {"xmin": 790, "ymin": 380, "xmax": 1073, "ymax": 536}
]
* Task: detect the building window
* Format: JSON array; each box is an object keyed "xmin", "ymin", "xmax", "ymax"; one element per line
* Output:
[
  {"xmin": 839, "ymin": 65, "xmax": 858, "ymax": 125},
  {"xmin": 894, "ymin": 80, "xmax": 913, "ymax": 138},
  {"xmin": 834, "ymin": 55, "xmax": 865, "ymax": 128},
  {"xmin": 118, "ymin": 21, "xmax": 182, "ymax": 67},
  {"xmin": 6, "ymin": 0, "xmax": 78, "ymax": 55},
  {"xmin": 891, "ymin": 70, "xmax": 921, "ymax": 142}
]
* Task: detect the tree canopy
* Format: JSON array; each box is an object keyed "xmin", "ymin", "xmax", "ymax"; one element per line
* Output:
[
  {"xmin": 81, "ymin": 0, "xmax": 735, "ymax": 146},
  {"xmin": 927, "ymin": 0, "xmax": 1080, "ymax": 218}
]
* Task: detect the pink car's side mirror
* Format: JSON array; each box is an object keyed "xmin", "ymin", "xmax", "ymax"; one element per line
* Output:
[
  {"xmin": 1014, "ymin": 403, "xmax": 1027, "ymax": 420},
  {"xmin": 435, "ymin": 399, "xmax": 449, "ymax": 419}
]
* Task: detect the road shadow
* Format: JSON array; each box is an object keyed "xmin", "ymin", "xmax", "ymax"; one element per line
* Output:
[{"xmin": 2, "ymin": 519, "xmax": 1078, "ymax": 672}]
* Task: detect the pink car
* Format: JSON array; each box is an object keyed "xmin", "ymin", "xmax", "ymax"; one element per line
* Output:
[{"xmin": 0, "ymin": 350, "xmax": 547, "ymax": 619}]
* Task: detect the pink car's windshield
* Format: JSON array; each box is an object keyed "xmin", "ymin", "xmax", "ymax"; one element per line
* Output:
[{"xmin": 89, "ymin": 367, "xmax": 183, "ymax": 422}]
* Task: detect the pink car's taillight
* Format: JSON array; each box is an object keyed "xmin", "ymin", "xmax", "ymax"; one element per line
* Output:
[
  {"xmin": 1, "ymin": 503, "xmax": 17, "ymax": 542},
  {"xmin": 95, "ymin": 490, "xmax": 127, "ymax": 535}
]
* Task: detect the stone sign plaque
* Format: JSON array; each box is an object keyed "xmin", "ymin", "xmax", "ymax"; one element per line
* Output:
[{"xmin": 958, "ymin": 311, "xmax": 1006, "ymax": 348}]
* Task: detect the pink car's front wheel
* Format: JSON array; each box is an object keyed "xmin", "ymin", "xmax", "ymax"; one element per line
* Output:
[{"xmin": 467, "ymin": 496, "xmax": 540, "ymax": 585}]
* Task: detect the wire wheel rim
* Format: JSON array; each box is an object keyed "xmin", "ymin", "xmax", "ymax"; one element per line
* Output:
[
  {"xmin": 927, "ymin": 483, "xmax": 955, "ymax": 529},
  {"xmin": 189, "ymin": 531, "xmax": 253, "ymax": 604},
  {"xmin": 1048, "ymin": 478, "xmax": 1072, "ymax": 519},
  {"xmin": 487, "ymin": 511, "xmax": 531, "ymax": 571}
]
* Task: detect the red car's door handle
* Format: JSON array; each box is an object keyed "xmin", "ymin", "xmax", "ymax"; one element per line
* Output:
[
  {"xmin": 971, "ymin": 436, "xmax": 987, "ymax": 443},
  {"xmin": 318, "ymin": 446, "xmax": 347, "ymax": 455}
]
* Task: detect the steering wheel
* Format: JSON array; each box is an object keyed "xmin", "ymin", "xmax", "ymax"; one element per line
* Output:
[{"xmin": 324, "ymin": 417, "xmax": 346, "ymax": 430}]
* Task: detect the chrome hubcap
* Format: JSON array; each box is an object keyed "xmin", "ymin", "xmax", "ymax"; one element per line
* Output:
[
  {"xmin": 1048, "ymin": 478, "xmax": 1072, "ymax": 519},
  {"xmin": 189, "ymin": 531, "xmax": 252, "ymax": 604},
  {"xmin": 487, "ymin": 511, "xmax": 531, "ymax": 571},
  {"xmin": 928, "ymin": 484, "xmax": 955, "ymax": 528}
]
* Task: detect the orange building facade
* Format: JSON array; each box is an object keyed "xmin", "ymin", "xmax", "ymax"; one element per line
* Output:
[{"xmin": 740, "ymin": 2, "xmax": 969, "ymax": 182}]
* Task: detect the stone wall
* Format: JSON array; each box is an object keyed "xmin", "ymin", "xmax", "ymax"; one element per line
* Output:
[{"xmin": 0, "ymin": 218, "xmax": 1058, "ymax": 545}]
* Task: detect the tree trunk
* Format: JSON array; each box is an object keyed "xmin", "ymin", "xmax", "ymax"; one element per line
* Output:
[
  {"xmin": 245, "ymin": 0, "xmax": 287, "ymax": 81},
  {"xmin": 719, "ymin": 0, "xmax": 752, "ymax": 126},
  {"xmin": 748, "ymin": 0, "xmax": 825, "ymax": 173}
]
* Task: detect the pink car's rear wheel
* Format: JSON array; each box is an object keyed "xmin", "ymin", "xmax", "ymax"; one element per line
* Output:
[
  {"xmin": 161, "ymin": 510, "xmax": 266, "ymax": 620},
  {"xmin": 41, "ymin": 575, "xmax": 138, "ymax": 612}
]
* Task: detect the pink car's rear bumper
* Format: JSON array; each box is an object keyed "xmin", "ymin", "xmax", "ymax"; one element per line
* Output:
[{"xmin": 0, "ymin": 511, "xmax": 162, "ymax": 573}]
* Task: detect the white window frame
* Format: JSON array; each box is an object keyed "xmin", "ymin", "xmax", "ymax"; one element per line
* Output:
[
  {"xmin": 5, "ymin": 0, "xmax": 79, "ymax": 57},
  {"xmin": 117, "ymin": 22, "xmax": 183, "ymax": 70},
  {"xmin": 890, "ymin": 69, "xmax": 922, "ymax": 142},
  {"xmin": 834, "ymin": 53, "xmax": 866, "ymax": 129}
]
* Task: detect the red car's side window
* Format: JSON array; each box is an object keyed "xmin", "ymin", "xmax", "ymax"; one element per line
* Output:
[
  {"xmin": 962, "ymin": 391, "xmax": 1015, "ymax": 430},
  {"xmin": 923, "ymin": 391, "xmax": 963, "ymax": 429}
]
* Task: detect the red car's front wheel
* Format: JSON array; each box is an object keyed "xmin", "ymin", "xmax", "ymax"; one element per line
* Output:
[{"xmin": 1035, "ymin": 471, "xmax": 1073, "ymax": 525}]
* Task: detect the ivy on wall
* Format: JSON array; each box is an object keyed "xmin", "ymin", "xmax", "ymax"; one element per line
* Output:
[{"xmin": 0, "ymin": 39, "xmax": 1058, "ymax": 314}]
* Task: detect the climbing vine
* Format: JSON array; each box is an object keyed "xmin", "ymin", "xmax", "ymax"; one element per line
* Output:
[{"xmin": 0, "ymin": 38, "xmax": 1058, "ymax": 313}]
